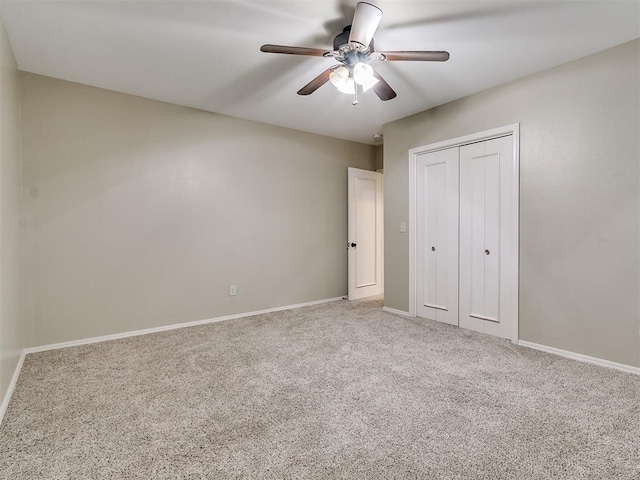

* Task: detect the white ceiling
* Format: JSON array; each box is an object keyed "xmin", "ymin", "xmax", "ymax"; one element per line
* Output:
[{"xmin": 3, "ymin": 1, "xmax": 639, "ymax": 144}]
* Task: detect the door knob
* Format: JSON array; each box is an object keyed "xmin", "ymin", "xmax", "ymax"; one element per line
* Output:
[
  {"xmin": 431, "ymin": 246, "xmax": 436, "ymax": 252},
  {"xmin": 485, "ymin": 249, "xmax": 490, "ymax": 255},
  {"xmin": 350, "ymin": 243, "xmax": 357, "ymax": 247}
]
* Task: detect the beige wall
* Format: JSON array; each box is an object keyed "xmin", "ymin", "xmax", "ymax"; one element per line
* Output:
[
  {"xmin": 375, "ymin": 145, "xmax": 383, "ymax": 171},
  {"xmin": 0, "ymin": 15, "xmax": 22, "ymax": 404},
  {"xmin": 383, "ymin": 40, "xmax": 640, "ymax": 368},
  {"xmin": 21, "ymin": 73, "xmax": 375, "ymax": 347}
]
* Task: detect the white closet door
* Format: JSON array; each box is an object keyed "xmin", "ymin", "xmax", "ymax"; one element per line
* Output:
[
  {"xmin": 416, "ymin": 148, "xmax": 459, "ymax": 325},
  {"xmin": 459, "ymin": 136, "xmax": 515, "ymax": 338}
]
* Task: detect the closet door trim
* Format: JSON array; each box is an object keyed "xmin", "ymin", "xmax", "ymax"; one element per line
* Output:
[{"xmin": 408, "ymin": 123, "xmax": 520, "ymax": 343}]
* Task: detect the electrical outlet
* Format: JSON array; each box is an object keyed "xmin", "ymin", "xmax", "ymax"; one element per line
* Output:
[
  {"xmin": 229, "ymin": 285, "xmax": 237, "ymax": 296},
  {"xmin": 400, "ymin": 221, "xmax": 407, "ymax": 233}
]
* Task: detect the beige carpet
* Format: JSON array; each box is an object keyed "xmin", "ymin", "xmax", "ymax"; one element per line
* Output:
[{"xmin": 0, "ymin": 297, "xmax": 638, "ymax": 479}]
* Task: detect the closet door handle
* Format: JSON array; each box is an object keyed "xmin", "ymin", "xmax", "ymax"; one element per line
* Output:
[
  {"xmin": 431, "ymin": 246, "xmax": 436, "ymax": 252},
  {"xmin": 485, "ymin": 249, "xmax": 490, "ymax": 255}
]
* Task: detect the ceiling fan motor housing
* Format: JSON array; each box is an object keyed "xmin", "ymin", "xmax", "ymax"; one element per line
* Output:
[{"xmin": 333, "ymin": 26, "xmax": 374, "ymax": 54}]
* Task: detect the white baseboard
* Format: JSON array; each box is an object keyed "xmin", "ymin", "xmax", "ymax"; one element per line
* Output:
[
  {"xmin": 0, "ymin": 351, "xmax": 26, "ymax": 426},
  {"xmin": 25, "ymin": 297, "xmax": 344, "ymax": 354},
  {"xmin": 517, "ymin": 340, "xmax": 639, "ymax": 376},
  {"xmin": 382, "ymin": 306, "xmax": 411, "ymax": 317}
]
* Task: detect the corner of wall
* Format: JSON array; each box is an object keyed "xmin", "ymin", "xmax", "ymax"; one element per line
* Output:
[{"xmin": 0, "ymin": 10, "xmax": 26, "ymax": 424}]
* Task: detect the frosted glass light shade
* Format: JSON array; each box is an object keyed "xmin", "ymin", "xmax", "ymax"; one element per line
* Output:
[
  {"xmin": 330, "ymin": 66, "xmax": 355, "ymax": 94},
  {"xmin": 337, "ymin": 77, "xmax": 356, "ymax": 94},
  {"xmin": 353, "ymin": 62, "xmax": 379, "ymax": 92}
]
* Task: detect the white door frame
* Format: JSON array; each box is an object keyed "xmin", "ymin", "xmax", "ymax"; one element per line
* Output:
[{"xmin": 408, "ymin": 124, "xmax": 520, "ymax": 343}]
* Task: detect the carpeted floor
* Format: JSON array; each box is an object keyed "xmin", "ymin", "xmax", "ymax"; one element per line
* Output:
[{"xmin": 0, "ymin": 297, "xmax": 638, "ymax": 479}]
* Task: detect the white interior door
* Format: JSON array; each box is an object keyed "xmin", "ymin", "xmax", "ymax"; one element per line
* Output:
[
  {"xmin": 348, "ymin": 167, "xmax": 383, "ymax": 300},
  {"xmin": 416, "ymin": 148, "xmax": 459, "ymax": 325},
  {"xmin": 459, "ymin": 135, "xmax": 515, "ymax": 338}
]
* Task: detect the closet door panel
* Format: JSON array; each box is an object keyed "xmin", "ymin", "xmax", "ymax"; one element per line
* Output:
[
  {"xmin": 416, "ymin": 148, "xmax": 459, "ymax": 326},
  {"xmin": 460, "ymin": 136, "xmax": 514, "ymax": 338},
  {"xmin": 483, "ymin": 155, "xmax": 501, "ymax": 321},
  {"xmin": 423, "ymin": 161, "xmax": 444, "ymax": 308},
  {"xmin": 469, "ymin": 152, "xmax": 500, "ymax": 322}
]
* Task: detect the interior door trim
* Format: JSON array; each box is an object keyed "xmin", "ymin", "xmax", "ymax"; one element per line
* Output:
[{"xmin": 408, "ymin": 123, "xmax": 520, "ymax": 343}]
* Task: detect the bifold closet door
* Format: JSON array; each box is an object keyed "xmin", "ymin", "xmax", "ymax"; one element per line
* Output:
[
  {"xmin": 459, "ymin": 135, "xmax": 515, "ymax": 339},
  {"xmin": 416, "ymin": 148, "xmax": 459, "ymax": 325}
]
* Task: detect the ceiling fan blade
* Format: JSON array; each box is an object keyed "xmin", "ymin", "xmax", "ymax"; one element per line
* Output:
[
  {"xmin": 348, "ymin": 2, "xmax": 383, "ymax": 49},
  {"xmin": 379, "ymin": 51, "xmax": 450, "ymax": 62},
  {"xmin": 371, "ymin": 70, "xmax": 397, "ymax": 101},
  {"xmin": 260, "ymin": 44, "xmax": 331, "ymax": 57},
  {"xmin": 297, "ymin": 68, "xmax": 333, "ymax": 95}
]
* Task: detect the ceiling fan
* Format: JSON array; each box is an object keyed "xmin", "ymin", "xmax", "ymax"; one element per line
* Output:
[{"xmin": 260, "ymin": 2, "xmax": 450, "ymax": 104}]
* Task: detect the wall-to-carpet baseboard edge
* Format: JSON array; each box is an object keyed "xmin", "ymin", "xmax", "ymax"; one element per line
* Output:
[
  {"xmin": 2, "ymin": 297, "xmax": 343, "ymax": 425},
  {"xmin": 380, "ymin": 309, "xmax": 638, "ymax": 376},
  {"xmin": 5, "ymin": 304, "xmax": 636, "ymax": 426},
  {"xmin": 25, "ymin": 296, "xmax": 344, "ymax": 354},
  {"xmin": 0, "ymin": 351, "xmax": 26, "ymax": 426},
  {"xmin": 382, "ymin": 306, "xmax": 410, "ymax": 317},
  {"xmin": 517, "ymin": 340, "xmax": 639, "ymax": 376}
]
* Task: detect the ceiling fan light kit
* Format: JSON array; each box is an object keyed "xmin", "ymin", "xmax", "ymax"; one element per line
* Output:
[
  {"xmin": 260, "ymin": 2, "xmax": 450, "ymax": 104},
  {"xmin": 330, "ymin": 63, "xmax": 378, "ymax": 96}
]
